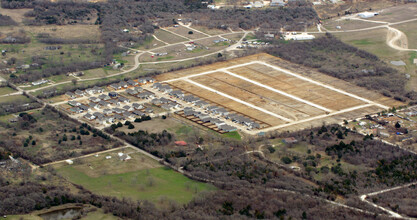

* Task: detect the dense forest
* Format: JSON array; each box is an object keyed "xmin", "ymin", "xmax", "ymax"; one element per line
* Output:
[{"xmin": 1, "ymin": 0, "xmax": 318, "ymax": 61}]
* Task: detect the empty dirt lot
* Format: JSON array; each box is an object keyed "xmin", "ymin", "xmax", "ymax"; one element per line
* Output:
[{"xmin": 156, "ymin": 53, "xmax": 403, "ymax": 133}]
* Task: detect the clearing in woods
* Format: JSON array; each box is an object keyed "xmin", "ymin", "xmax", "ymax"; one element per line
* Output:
[
  {"xmin": 54, "ymin": 152, "xmax": 215, "ymax": 204},
  {"xmin": 155, "ymin": 53, "xmax": 402, "ymax": 133}
]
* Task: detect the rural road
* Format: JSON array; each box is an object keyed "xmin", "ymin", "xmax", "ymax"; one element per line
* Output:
[
  {"xmin": 312, "ymin": 15, "xmax": 417, "ymax": 52},
  {"xmin": 19, "ymin": 29, "xmax": 250, "ymax": 94}
]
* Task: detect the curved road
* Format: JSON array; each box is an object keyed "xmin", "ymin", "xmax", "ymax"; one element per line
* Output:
[{"xmin": 21, "ymin": 30, "xmax": 251, "ymax": 93}]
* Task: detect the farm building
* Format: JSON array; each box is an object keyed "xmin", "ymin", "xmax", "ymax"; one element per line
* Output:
[
  {"xmin": 284, "ymin": 33, "xmax": 315, "ymax": 41},
  {"xmin": 358, "ymin": 12, "xmax": 378, "ymax": 18}
]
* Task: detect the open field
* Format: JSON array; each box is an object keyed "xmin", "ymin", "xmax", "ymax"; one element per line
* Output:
[
  {"xmin": 322, "ymin": 18, "xmax": 381, "ymax": 31},
  {"xmin": 190, "ymin": 25, "xmax": 231, "ymax": 35},
  {"xmin": 153, "ymin": 29, "xmax": 188, "ymax": 44},
  {"xmin": 0, "ymin": 86, "xmax": 16, "ymax": 95},
  {"xmin": 191, "ymin": 73, "xmax": 326, "ymax": 120},
  {"xmin": 367, "ymin": 3, "xmax": 417, "ymax": 23},
  {"xmin": 393, "ymin": 21, "xmax": 417, "ymax": 49},
  {"xmin": 165, "ymin": 26, "xmax": 207, "ymax": 40},
  {"xmin": 134, "ymin": 36, "xmax": 166, "ymax": 50},
  {"xmin": 169, "ymin": 80, "xmax": 284, "ymax": 126},
  {"xmin": 0, "ymin": 94, "xmax": 30, "ymax": 104},
  {"xmin": 156, "ymin": 53, "xmax": 401, "ymax": 133},
  {"xmin": 118, "ymin": 117, "xmax": 189, "ymax": 135},
  {"xmin": 0, "ymin": 8, "xmax": 32, "ymax": 23},
  {"xmin": 313, "ymin": 0, "xmax": 397, "ymax": 18},
  {"xmin": 54, "ymin": 151, "xmax": 215, "ymax": 204},
  {"xmin": 139, "ymin": 42, "xmax": 229, "ymax": 63},
  {"xmin": 0, "ymin": 24, "xmax": 101, "ymax": 40}
]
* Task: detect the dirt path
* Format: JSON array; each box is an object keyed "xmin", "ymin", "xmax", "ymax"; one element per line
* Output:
[
  {"xmin": 152, "ymin": 34, "xmax": 169, "ymax": 45},
  {"xmin": 386, "ymin": 26, "xmax": 411, "ymax": 51},
  {"xmin": 41, "ymin": 146, "xmax": 129, "ymax": 167},
  {"xmin": 18, "ymin": 31, "xmax": 250, "ymax": 94},
  {"xmin": 160, "ymin": 27, "xmax": 191, "ymax": 41},
  {"xmin": 179, "ymin": 22, "xmax": 211, "ymax": 37},
  {"xmin": 359, "ymin": 182, "xmax": 417, "ymax": 219}
]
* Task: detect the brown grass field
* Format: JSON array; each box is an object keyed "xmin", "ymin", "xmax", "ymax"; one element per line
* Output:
[
  {"xmin": 367, "ymin": 3, "xmax": 417, "ymax": 23},
  {"xmin": 165, "ymin": 26, "xmax": 207, "ymax": 40},
  {"xmin": 156, "ymin": 53, "xmax": 403, "ymax": 132}
]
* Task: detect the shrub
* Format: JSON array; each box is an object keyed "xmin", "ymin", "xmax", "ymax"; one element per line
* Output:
[{"xmin": 281, "ymin": 156, "xmax": 292, "ymax": 164}]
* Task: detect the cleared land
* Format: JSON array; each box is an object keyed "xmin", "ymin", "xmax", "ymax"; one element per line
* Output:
[
  {"xmin": 169, "ymin": 80, "xmax": 284, "ymax": 126},
  {"xmin": 153, "ymin": 29, "xmax": 188, "ymax": 44},
  {"xmin": 0, "ymin": 86, "xmax": 16, "ymax": 96},
  {"xmin": 156, "ymin": 53, "xmax": 401, "ymax": 132},
  {"xmin": 0, "ymin": 94, "xmax": 30, "ymax": 104},
  {"xmin": 190, "ymin": 25, "xmax": 231, "ymax": 35},
  {"xmin": 393, "ymin": 21, "xmax": 417, "ymax": 49},
  {"xmin": 0, "ymin": 8, "xmax": 32, "ymax": 23},
  {"xmin": 322, "ymin": 19, "xmax": 382, "ymax": 31},
  {"xmin": 228, "ymin": 64, "xmax": 366, "ymax": 111},
  {"xmin": 165, "ymin": 26, "xmax": 207, "ymax": 40},
  {"xmin": 367, "ymin": 4, "xmax": 417, "ymax": 23},
  {"xmin": 54, "ymin": 151, "xmax": 215, "ymax": 204}
]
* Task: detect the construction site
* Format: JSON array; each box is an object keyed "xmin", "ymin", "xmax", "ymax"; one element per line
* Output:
[{"xmin": 155, "ymin": 53, "xmax": 403, "ymax": 134}]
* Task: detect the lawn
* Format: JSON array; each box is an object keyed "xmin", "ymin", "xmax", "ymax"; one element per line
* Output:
[
  {"xmin": 222, "ymin": 131, "xmax": 241, "ymax": 140},
  {"xmin": 0, "ymin": 94, "xmax": 31, "ymax": 104},
  {"xmin": 0, "ymin": 86, "xmax": 16, "ymax": 95},
  {"xmin": 56, "ymin": 163, "xmax": 215, "ymax": 204}
]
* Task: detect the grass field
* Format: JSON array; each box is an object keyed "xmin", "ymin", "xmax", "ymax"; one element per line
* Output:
[
  {"xmin": 191, "ymin": 26, "xmax": 231, "ymax": 35},
  {"xmin": 55, "ymin": 152, "xmax": 215, "ymax": 204},
  {"xmin": 154, "ymin": 29, "xmax": 187, "ymax": 44},
  {"xmin": 222, "ymin": 131, "xmax": 241, "ymax": 140},
  {"xmin": 165, "ymin": 26, "xmax": 207, "ymax": 40},
  {"xmin": 0, "ymin": 86, "xmax": 16, "ymax": 95},
  {"xmin": 0, "ymin": 94, "xmax": 31, "ymax": 104},
  {"xmin": 367, "ymin": 3, "xmax": 417, "ymax": 23},
  {"xmin": 134, "ymin": 36, "xmax": 166, "ymax": 50},
  {"xmin": 393, "ymin": 21, "xmax": 417, "ymax": 49}
]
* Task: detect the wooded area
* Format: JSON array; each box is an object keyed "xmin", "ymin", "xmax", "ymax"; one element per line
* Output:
[{"xmin": 265, "ymin": 34, "xmax": 413, "ymax": 102}]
